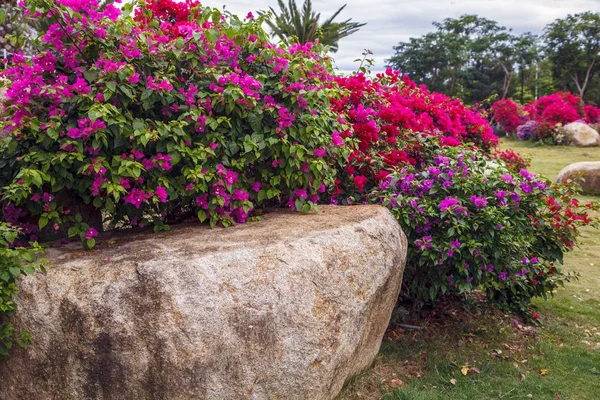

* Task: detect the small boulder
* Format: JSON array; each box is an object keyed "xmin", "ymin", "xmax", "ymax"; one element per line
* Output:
[
  {"xmin": 556, "ymin": 161, "xmax": 600, "ymax": 195},
  {"xmin": 564, "ymin": 122, "xmax": 600, "ymax": 147},
  {"xmin": 0, "ymin": 205, "xmax": 407, "ymax": 400}
]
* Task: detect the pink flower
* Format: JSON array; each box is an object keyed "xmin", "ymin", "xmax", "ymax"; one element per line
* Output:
[
  {"xmin": 85, "ymin": 228, "xmax": 98, "ymax": 240},
  {"xmin": 124, "ymin": 188, "xmax": 150, "ymax": 209},
  {"xmin": 128, "ymin": 73, "xmax": 140, "ymax": 84},
  {"xmin": 332, "ymin": 131, "xmax": 344, "ymax": 146},
  {"xmin": 313, "ymin": 147, "xmax": 326, "ymax": 157},
  {"xmin": 155, "ymin": 186, "xmax": 168, "ymax": 203},
  {"xmin": 440, "ymin": 197, "xmax": 459, "ymax": 212}
]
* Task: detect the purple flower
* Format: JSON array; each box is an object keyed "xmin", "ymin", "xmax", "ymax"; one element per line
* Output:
[
  {"xmin": 451, "ymin": 239, "xmax": 461, "ymax": 249},
  {"xmin": 519, "ymin": 169, "xmax": 534, "ymax": 181},
  {"xmin": 531, "ymin": 257, "xmax": 538, "ymax": 264},
  {"xmin": 428, "ymin": 166, "xmax": 441, "ymax": 176},
  {"xmin": 501, "ymin": 173, "xmax": 514, "ymax": 183},
  {"xmin": 499, "ymin": 271, "xmax": 508, "ymax": 281},
  {"xmin": 520, "ymin": 182, "xmax": 532, "ymax": 194}
]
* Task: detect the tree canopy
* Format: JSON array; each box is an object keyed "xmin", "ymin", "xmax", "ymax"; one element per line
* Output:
[{"xmin": 387, "ymin": 12, "xmax": 600, "ymax": 105}]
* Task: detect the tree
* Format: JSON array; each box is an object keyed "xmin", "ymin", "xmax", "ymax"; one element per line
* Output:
[
  {"xmin": 386, "ymin": 15, "xmax": 521, "ymax": 103},
  {"xmin": 259, "ymin": 0, "xmax": 365, "ymax": 53},
  {"xmin": 544, "ymin": 12, "xmax": 600, "ymax": 101}
]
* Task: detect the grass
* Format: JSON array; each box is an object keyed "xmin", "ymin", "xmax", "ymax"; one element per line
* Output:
[{"xmin": 339, "ymin": 138, "xmax": 600, "ymax": 400}]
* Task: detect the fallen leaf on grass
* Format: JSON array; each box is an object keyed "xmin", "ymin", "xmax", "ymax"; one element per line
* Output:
[
  {"xmin": 389, "ymin": 379, "xmax": 405, "ymax": 388},
  {"xmin": 449, "ymin": 379, "xmax": 457, "ymax": 385},
  {"xmin": 540, "ymin": 369, "xmax": 549, "ymax": 376},
  {"xmin": 461, "ymin": 366, "xmax": 469, "ymax": 376}
]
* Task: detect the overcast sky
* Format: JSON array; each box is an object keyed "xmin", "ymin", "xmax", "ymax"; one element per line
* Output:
[{"xmin": 204, "ymin": 0, "xmax": 600, "ymax": 73}]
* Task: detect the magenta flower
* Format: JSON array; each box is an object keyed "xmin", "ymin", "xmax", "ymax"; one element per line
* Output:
[
  {"xmin": 313, "ymin": 147, "xmax": 327, "ymax": 157},
  {"xmin": 155, "ymin": 186, "xmax": 168, "ymax": 203},
  {"xmin": 232, "ymin": 189, "xmax": 249, "ymax": 201},
  {"xmin": 331, "ymin": 131, "xmax": 344, "ymax": 146},
  {"xmin": 294, "ymin": 188, "xmax": 308, "ymax": 200},
  {"xmin": 85, "ymin": 228, "xmax": 98, "ymax": 240},
  {"xmin": 124, "ymin": 188, "xmax": 150, "ymax": 209},
  {"xmin": 439, "ymin": 197, "xmax": 459, "ymax": 212},
  {"xmin": 470, "ymin": 195, "xmax": 488, "ymax": 208}
]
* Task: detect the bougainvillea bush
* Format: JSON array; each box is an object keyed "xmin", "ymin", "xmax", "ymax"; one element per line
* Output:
[
  {"xmin": 492, "ymin": 93, "xmax": 600, "ymax": 144},
  {"xmin": 490, "ymin": 99, "xmax": 522, "ymax": 135},
  {"xmin": 0, "ymin": 0, "xmax": 351, "ymax": 247},
  {"xmin": 372, "ymin": 136, "xmax": 595, "ymax": 312},
  {"xmin": 0, "ymin": 0, "xmax": 597, "ymax": 358}
]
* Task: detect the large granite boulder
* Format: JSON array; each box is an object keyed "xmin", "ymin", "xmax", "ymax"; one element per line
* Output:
[
  {"xmin": 564, "ymin": 122, "xmax": 600, "ymax": 147},
  {"xmin": 0, "ymin": 205, "xmax": 406, "ymax": 400},
  {"xmin": 557, "ymin": 161, "xmax": 600, "ymax": 195}
]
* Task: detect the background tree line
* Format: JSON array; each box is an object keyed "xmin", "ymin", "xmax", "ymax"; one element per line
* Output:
[{"xmin": 386, "ymin": 12, "xmax": 600, "ymax": 105}]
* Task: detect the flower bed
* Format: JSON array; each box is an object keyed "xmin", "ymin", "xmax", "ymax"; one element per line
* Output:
[{"xmin": 0, "ymin": 0, "xmax": 597, "ymax": 359}]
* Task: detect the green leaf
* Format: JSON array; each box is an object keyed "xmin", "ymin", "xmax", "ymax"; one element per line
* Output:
[{"xmin": 38, "ymin": 217, "xmax": 49, "ymax": 230}]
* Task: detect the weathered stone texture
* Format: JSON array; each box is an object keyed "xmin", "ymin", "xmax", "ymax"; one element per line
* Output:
[
  {"xmin": 557, "ymin": 161, "xmax": 600, "ymax": 195},
  {"xmin": 0, "ymin": 205, "xmax": 406, "ymax": 400}
]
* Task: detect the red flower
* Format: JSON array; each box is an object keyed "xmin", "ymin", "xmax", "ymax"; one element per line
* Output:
[{"xmin": 353, "ymin": 175, "xmax": 368, "ymax": 192}]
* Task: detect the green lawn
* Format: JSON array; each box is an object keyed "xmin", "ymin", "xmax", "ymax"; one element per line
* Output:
[{"xmin": 339, "ymin": 139, "xmax": 600, "ymax": 400}]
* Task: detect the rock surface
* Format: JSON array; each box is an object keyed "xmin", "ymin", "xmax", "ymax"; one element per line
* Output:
[
  {"xmin": 0, "ymin": 205, "xmax": 406, "ymax": 400},
  {"xmin": 557, "ymin": 161, "xmax": 600, "ymax": 195},
  {"xmin": 564, "ymin": 122, "xmax": 600, "ymax": 147}
]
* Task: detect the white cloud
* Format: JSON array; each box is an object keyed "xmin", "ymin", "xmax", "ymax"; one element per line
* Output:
[{"xmin": 205, "ymin": 0, "xmax": 600, "ymax": 72}]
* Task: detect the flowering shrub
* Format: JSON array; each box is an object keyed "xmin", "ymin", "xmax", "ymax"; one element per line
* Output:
[
  {"xmin": 492, "ymin": 148, "xmax": 531, "ymax": 173},
  {"xmin": 491, "ymin": 99, "xmax": 522, "ymax": 135},
  {"xmin": 584, "ymin": 105, "xmax": 600, "ymax": 124},
  {"xmin": 0, "ymin": 0, "xmax": 596, "ymax": 360},
  {"xmin": 0, "ymin": 0, "xmax": 351, "ymax": 247},
  {"xmin": 507, "ymin": 93, "xmax": 600, "ymax": 144},
  {"xmin": 328, "ymin": 69, "xmax": 498, "ymax": 201},
  {"xmin": 515, "ymin": 120, "xmax": 538, "ymax": 141},
  {"xmin": 373, "ymin": 136, "xmax": 597, "ymax": 312}
]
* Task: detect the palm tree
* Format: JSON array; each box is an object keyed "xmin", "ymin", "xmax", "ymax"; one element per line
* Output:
[{"xmin": 260, "ymin": 0, "xmax": 365, "ymax": 53}]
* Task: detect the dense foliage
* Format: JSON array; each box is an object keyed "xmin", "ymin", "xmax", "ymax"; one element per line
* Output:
[
  {"xmin": 374, "ymin": 138, "xmax": 594, "ymax": 311},
  {"xmin": 0, "ymin": 0, "xmax": 597, "ymax": 359},
  {"xmin": 0, "ymin": 222, "xmax": 45, "ymax": 358}
]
